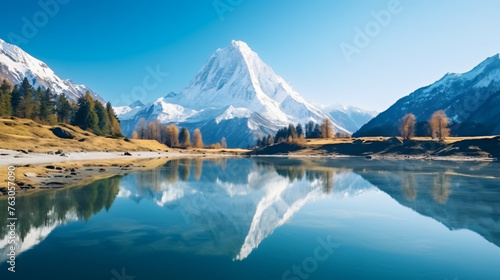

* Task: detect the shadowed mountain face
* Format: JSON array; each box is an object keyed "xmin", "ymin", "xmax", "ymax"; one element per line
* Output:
[{"xmin": 354, "ymin": 54, "xmax": 500, "ymax": 137}]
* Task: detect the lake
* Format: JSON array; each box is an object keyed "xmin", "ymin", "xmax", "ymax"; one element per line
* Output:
[{"xmin": 1, "ymin": 157, "xmax": 500, "ymax": 279}]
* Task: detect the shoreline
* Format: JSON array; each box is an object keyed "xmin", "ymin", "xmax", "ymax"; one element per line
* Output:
[
  {"xmin": 2, "ymin": 137, "xmax": 498, "ymax": 198},
  {"xmin": 0, "ymin": 149, "xmax": 244, "ymax": 198},
  {"xmin": 0, "ymin": 149, "xmax": 216, "ymax": 167},
  {"xmin": 249, "ymin": 153, "xmax": 497, "ymax": 162}
]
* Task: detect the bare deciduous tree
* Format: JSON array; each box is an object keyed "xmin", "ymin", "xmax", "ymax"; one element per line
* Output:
[
  {"xmin": 147, "ymin": 120, "xmax": 162, "ymax": 142},
  {"xmin": 221, "ymin": 137, "xmax": 227, "ymax": 148},
  {"xmin": 165, "ymin": 124, "xmax": 179, "ymax": 147},
  {"xmin": 193, "ymin": 128, "xmax": 203, "ymax": 148},
  {"xmin": 135, "ymin": 118, "xmax": 147, "ymax": 139},
  {"xmin": 320, "ymin": 118, "xmax": 334, "ymax": 139},
  {"xmin": 429, "ymin": 110, "xmax": 450, "ymax": 139},
  {"xmin": 399, "ymin": 113, "xmax": 416, "ymax": 140},
  {"xmin": 131, "ymin": 131, "xmax": 139, "ymax": 139},
  {"xmin": 209, "ymin": 143, "xmax": 222, "ymax": 149},
  {"xmin": 160, "ymin": 123, "xmax": 168, "ymax": 143}
]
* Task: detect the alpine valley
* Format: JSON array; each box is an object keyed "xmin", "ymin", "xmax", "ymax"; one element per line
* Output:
[{"xmin": 116, "ymin": 41, "xmax": 375, "ymax": 148}]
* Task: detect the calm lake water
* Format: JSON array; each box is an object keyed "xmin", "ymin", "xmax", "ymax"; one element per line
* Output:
[{"xmin": 1, "ymin": 157, "xmax": 500, "ymax": 280}]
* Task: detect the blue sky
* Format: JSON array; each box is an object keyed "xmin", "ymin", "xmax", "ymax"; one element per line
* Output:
[{"xmin": 1, "ymin": 0, "xmax": 500, "ymax": 111}]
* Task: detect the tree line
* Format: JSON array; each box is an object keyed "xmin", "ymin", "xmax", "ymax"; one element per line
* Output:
[
  {"xmin": 399, "ymin": 110, "xmax": 451, "ymax": 140},
  {"xmin": 0, "ymin": 78, "xmax": 122, "ymax": 137},
  {"xmin": 132, "ymin": 117, "xmax": 228, "ymax": 149},
  {"xmin": 256, "ymin": 110, "xmax": 452, "ymax": 149},
  {"xmin": 257, "ymin": 118, "xmax": 349, "ymax": 147}
]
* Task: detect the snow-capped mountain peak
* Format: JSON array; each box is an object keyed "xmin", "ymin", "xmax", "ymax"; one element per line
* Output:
[
  {"xmin": 165, "ymin": 40, "xmax": 340, "ymax": 127},
  {"xmin": 0, "ymin": 38, "xmax": 103, "ymax": 103},
  {"xmin": 118, "ymin": 40, "xmax": 352, "ymax": 147}
]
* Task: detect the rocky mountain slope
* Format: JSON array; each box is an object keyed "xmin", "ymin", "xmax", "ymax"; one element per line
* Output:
[
  {"xmin": 0, "ymin": 38, "xmax": 103, "ymax": 103},
  {"xmin": 354, "ymin": 54, "xmax": 500, "ymax": 137},
  {"xmin": 117, "ymin": 41, "xmax": 353, "ymax": 147}
]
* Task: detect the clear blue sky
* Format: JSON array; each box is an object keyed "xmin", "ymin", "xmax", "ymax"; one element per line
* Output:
[{"xmin": 1, "ymin": 0, "xmax": 500, "ymax": 111}]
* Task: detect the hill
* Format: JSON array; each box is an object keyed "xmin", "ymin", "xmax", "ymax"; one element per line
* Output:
[{"xmin": 0, "ymin": 117, "xmax": 168, "ymax": 153}]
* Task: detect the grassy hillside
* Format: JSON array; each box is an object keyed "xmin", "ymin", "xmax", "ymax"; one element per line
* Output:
[{"xmin": 0, "ymin": 117, "xmax": 170, "ymax": 152}]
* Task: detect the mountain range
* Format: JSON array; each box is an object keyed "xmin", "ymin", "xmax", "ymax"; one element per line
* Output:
[
  {"xmin": 116, "ymin": 41, "xmax": 375, "ymax": 147},
  {"xmin": 355, "ymin": 54, "xmax": 500, "ymax": 137},
  {"xmin": 0, "ymin": 38, "xmax": 104, "ymax": 103},
  {"xmin": 0, "ymin": 37, "xmax": 376, "ymax": 148},
  {"xmin": 3, "ymin": 37, "xmax": 499, "ymax": 144},
  {"xmin": 322, "ymin": 104, "xmax": 378, "ymax": 134}
]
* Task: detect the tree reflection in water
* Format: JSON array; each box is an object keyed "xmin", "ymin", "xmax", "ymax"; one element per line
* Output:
[
  {"xmin": 2, "ymin": 157, "xmax": 498, "ymax": 263},
  {"xmin": 0, "ymin": 176, "xmax": 121, "ymax": 261}
]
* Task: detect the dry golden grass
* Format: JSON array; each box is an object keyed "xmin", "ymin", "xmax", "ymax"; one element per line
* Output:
[
  {"xmin": 303, "ymin": 138, "xmax": 355, "ymax": 146},
  {"xmin": 300, "ymin": 136, "xmax": 497, "ymax": 146},
  {"xmin": 191, "ymin": 148, "xmax": 250, "ymax": 154},
  {"xmin": 0, "ymin": 117, "xmax": 170, "ymax": 153},
  {"xmin": 0, "ymin": 118, "xmax": 250, "ymax": 195}
]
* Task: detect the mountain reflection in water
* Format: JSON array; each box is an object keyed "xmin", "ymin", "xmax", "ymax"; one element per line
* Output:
[{"xmin": 1, "ymin": 157, "xmax": 499, "ymax": 264}]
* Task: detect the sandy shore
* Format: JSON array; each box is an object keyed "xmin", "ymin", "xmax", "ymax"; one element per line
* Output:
[
  {"xmin": 0, "ymin": 149, "xmax": 202, "ymax": 166},
  {"xmin": 0, "ymin": 148, "xmax": 244, "ymax": 197}
]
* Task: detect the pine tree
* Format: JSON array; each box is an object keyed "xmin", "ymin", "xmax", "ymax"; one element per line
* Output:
[
  {"xmin": 0, "ymin": 80, "xmax": 13, "ymax": 116},
  {"xmin": 11, "ymin": 85, "xmax": 21, "ymax": 114},
  {"xmin": 17, "ymin": 78, "xmax": 35, "ymax": 118},
  {"xmin": 296, "ymin": 123, "xmax": 303, "ymax": 138},
  {"xmin": 106, "ymin": 102, "xmax": 123, "ymax": 136},
  {"xmin": 305, "ymin": 121, "xmax": 315, "ymax": 138},
  {"xmin": 288, "ymin": 124, "xmax": 298, "ymax": 139},
  {"xmin": 74, "ymin": 91, "xmax": 99, "ymax": 132},
  {"xmin": 95, "ymin": 101, "xmax": 111, "ymax": 135},
  {"xmin": 56, "ymin": 94, "xmax": 72, "ymax": 123},
  {"xmin": 263, "ymin": 136, "xmax": 268, "ymax": 146},
  {"xmin": 39, "ymin": 88, "xmax": 55, "ymax": 122},
  {"xmin": 31, "ymin": 87, "xmax": 42, "ymax": 120}
]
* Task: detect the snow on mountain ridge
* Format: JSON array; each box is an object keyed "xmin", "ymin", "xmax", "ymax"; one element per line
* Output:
[
  {"xmin": 166, "ymin": 40, "xmax": 342, "ymax": 128},
  {"xmin": 117, "ymin": 40, "xmax": 352, "ymax": 147},
  {"xmin": 422, "ymin": 53, "xmax": 500, "ymax": 94},
  {"xmin": 0, "ymin": 38, "xmax": 104, "ymax": 103},
  {"xmin": 355, "ymin": 53, "xmax": 500, "ymax": 137},
  {"xmin": 318, "ymin": 103, "xmax": 378, "ymax": 133}
]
